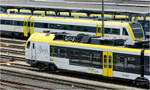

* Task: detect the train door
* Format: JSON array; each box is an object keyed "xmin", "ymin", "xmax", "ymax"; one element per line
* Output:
[
  {"xmin": 31, "ymin": 42, "xmax": 36, "ymax": 60},
  {"xmin": 30, "ymin": 20, "xmax": 35, "ymax": 35},
  {"xmin": 23, "ymin": 19, "xmax": 28, "ymax": 37},
  {"xmin": 103, "ymin": 51, "xmax": 113, "ymax": 77},
  {"xmin": 25, "ymin": 41, "xmax": 31, "ymax": 59},
  {"xmin": 96, "ymin": 24, "xmax": 102, "ymax": 37}
]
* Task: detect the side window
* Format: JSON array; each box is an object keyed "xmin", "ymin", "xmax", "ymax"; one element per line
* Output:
[
  {"xmin": 111, "ymin": 28, "xmax": 120, "ymax": 35},
  {"xmin": 80, "ymin": 50, "xmax": 90, "ymax": 65},
  {"xmin": 57, "ymin": 24, "xmax": 64, "ymax": 29},
  {"xmin": 68, "ymin": 25, "xmax": 74, "ymax": 30},
  {"xmin": 70, "ymin": 49, "xmax": 80, "ymax": 60},
  {"xmin": 115, "ymin": 55, "xmax": 125, "ymax": 71},
  {"xmin": 127, "ymin": 57, "xmax": 136, "ymax": 68},
  {"xmin": 88, "ymin": 27, "xmax": 96, "ymax": 33},
  {"xmin": 40, "ymin": 23, "xmax": 44, "ymax": 28},
  {"xmin": 62, "ymin": 24, "xmax": 68, "ymax": 30},
  {"xmin": 76, "ymin": 26, "xmax": 81, "ymax": 31},
  {"xmin": 34, "ymin": 22, "xmax": 44, "ymax": 28},
  {"xmin": 49, "ymin": 24, "xmax": 57, "ymax": 29},
  {"xmin": 17, "ymin": 21, "xmax": 23, "ymax": 26},
  {"xmin": 104, "ymin": 28, "xmax": 111, "ymax": 34},
  {"xmin": 82, "ymin": 26, "xmax": 88, "ymax": 32},
  {"xmin": 5, "ymin": 20, "xmax": 11, "ymax": 25},
  {"xmin": 34, "ymin": 22, "xmax": 38, "ymax": 28},
  {"xmin": 92, "ymin": 51, "xmax": 102, "ymax": 68},
  {"xmin": 44, "ymin": 23, "xmax": 48, "ymax": 28},
  {"xmin": 69, "ymin": 48, "xmax": 91, "ymax": 66},
  {"xmin": 13, "ymin": 20, "xmax": 17, "ymax": 25},
  {"xmin": 69, "ymin": 49, "xmax": 80, "ymax": 63},
  {"xmin": 59, "ymin": 48, "xmax": 67, "ymax": 58},
  {"xmin": 27, "ymin": 41, "xmax": 30, "ymax": 49},
  {"xmin": 144, "ymin": 57, "xmax": 150, "ymax": 75},
  {"xmin": 122, "ymin": 28, "xmax": 128, "ymax": 36},
  {"xmin": 50, "ymin": 46, "xmax": 58, "ymax": 57},
  {"xmin": 104, "ymin": 28, "xmax": 120, "ymax": 35},
  {"xmin": 0, "ymin": 20, "xmax": 5, "ymax": 24}
]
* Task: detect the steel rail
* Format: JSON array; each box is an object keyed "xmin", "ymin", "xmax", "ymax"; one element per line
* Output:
[
  {"xmin": 1, "ymin": 65, "xmax": 144, "ymax": 90},
  {"xmin": 0, "ymin": 67, "xmax": 104, "ymax": 90}
]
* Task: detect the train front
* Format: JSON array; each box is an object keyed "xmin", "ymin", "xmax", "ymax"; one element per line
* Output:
[{"xmin": 129, "ymin": 22, "xmax": 145, "ymax": 40}]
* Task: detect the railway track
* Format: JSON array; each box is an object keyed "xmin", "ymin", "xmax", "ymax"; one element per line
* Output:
[
  {"xmin": 0, "ymin": 37, "xmax": 25, "ymax": 62},
  {"xmin": 0, "ymin": 64, "xmax": 113, "ymax": 90},
  {"xmin": 0, "ymin": 69, "xmax": 59, "ymax": 90},
  {"xmin": 1, "ymin": 63, "xmax": 145, "ymax": 90},
  {"xmin": 1, "ymin": 59, "xmax": 149, "ymax": 89},
  {"xmin": 0, "ymin": 80, "xmax": 53, "ymax": 90}
]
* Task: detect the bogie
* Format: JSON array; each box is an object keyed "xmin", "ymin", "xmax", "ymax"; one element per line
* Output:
[
  {"xmin": 48, "ymin": 64, "xmax": 57, "ymax": 72},
  {"xmin": 134, "ymin": 77, "xmax": 150, "ymax": 86},
  {"xmin": 37, "ymin": 62, "xmax": 48, "ymax": 71}
]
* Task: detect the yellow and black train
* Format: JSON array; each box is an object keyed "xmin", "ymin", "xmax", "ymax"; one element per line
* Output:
[{"xmin": 25, "ymin": 32, "xmax": 150, "ymax": 85}]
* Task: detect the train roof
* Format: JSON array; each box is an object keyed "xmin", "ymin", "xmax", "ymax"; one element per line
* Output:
[
  {"xmin": 31, "ymin": 15, "xmax": 130, "ymax": 26},
  {"xmin": 27, "ymin": 32, "xmax": 150, "ymax": 55},
  {"xmin": 0, "ymin": 13, "xmax": 30, "ymax": 19}
]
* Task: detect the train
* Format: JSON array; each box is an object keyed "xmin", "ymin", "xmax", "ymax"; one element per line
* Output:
[
  {"xmin": 0, "ymin": 13, "xmax": 146, "ymax": 45},
  {"xmin": 25, "ymin": 32, "xmax": 150, "ymax": 85},
  {"xmin": 6, "ymin": 9, "xmax": 150, "ymax": 35}
]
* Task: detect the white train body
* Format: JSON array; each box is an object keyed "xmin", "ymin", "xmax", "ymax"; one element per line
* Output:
[
  {"xmin": 0, "ymin": 13, "xmax": 145, "ymax": 45},
  {"xmin": 25, "ymin": 33, "xmax": 150, "ymax": 84}
]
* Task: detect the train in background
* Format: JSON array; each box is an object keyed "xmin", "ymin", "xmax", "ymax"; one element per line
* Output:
[
  {"xmin": 25, "ymin": 32, "xmax": 150, "ymax": 85},
  {"xmin": 6, "ymin": 9, "xmax": 150, "ymax": 34},
  {"xmin": 0, "ymin": 13, "xmax": 146, "ymax": 46}
]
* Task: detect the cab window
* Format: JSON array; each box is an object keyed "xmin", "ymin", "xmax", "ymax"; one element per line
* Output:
[
  {"xmin": 27, "ymin": 41, "xmax": 30, "ymax": 48},
  {"xmin": 122, "ymin": 28, "xmax": 128, "ymax": 36}
]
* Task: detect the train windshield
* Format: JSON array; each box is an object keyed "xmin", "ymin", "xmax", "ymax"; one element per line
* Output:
[{"xmin": 130, "ymin": 23, "xmax": 144, "ymax": 39}]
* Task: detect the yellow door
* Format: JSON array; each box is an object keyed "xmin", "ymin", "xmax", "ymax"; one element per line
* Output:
[
  {"xmin": 108, "ymin": 52, "xmax": 113, "ymax": 77},
  {"xmin": 103, "ymin": 51, "xmax": 113, "ymax": 77},
  {"xmin": 23, "ymin": 19, "xmax": 28, "ymax": 37},
  {"xmin": 30, "ymin": 20, "xmax": 34, "ymax": 35},
  {"xmin": 96, "ymin": 24, "xmax": 102, "ymax": 37},
  {"xmin": 103, "ymin": 51, "xmax": 108, "ymax": 76}
]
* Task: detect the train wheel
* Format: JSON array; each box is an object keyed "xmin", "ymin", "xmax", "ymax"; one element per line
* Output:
[
  {"xmin": 37, "ymin": 63, "xmax": 46, "ymax": 71},
  {"xmin": 49, "ymin": 64, "xmax": 57, "ymax": 72},
  {"xmin": 134, "ymin": 77, "xmax": 149, "ymax": 86}
]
